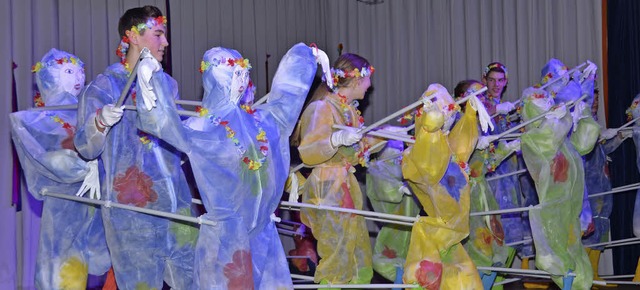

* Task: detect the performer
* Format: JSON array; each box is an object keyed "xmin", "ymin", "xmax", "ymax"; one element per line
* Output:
[
  {"xmin": 365, "ymin": 140, "xmax": 420, "ymax": 282},
  {"xmin": 10, "ymin": 48, "xmax": 110, "ymax": 289},
  {"xmin": 481, "ymin": 62, "xmax": 535, "ymax": 259},
  {"xmin": 73, "ymin": 6, "xmax": 197, "ymax": 289},
  {"xmin": 627, "ymin": 94, "xmax": 640, "ymax": 239},
  {"xmin": 402, "ymin": 83, "xmax": 489, "ymax": 289},
  {"xmin": 456, "ymin": 80, "xmax": 517, "ymax": 289},
  {"xmin": 297, "ymin": 52, "xmax": 380, "ymax": 285},
  {"xmin": 583, "ymin": 84, "xmax": 629, "ymax": 282},
  {"xmin": 136, "ymin": 43, "xmax": 322, "ymax": 289},
  {"xmin": 520, "ymin": 86, "xmax": 599, "ymax": 289}
]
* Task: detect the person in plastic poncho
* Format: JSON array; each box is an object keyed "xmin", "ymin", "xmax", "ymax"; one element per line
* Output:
[
  {"xmin": 365, "ymin": 140, "xmax": 420, "ymax": 282},
  {"xmin": 136, "ymin": 43, "xmax": 322, "ymax": 289},
  {"xmin": 73, "ymin": 6, "xmax": 197, "ymax": 289},
  {"xmin": 297, "ymin": 52, "xmax": 383, "ymax": 285},
  {"xmin": 627, "ymin": 95, "xmax": 640, "ymax": 240},
  {"xmin": 519, "ymin": 86, "xmax": 600, "ymax": 290},
  {"xmin": 480, "ymin": 63, "xmax": 536, "ymax": 260},
  {"xmin": 402, "ymin": 83, "xmax": 492, "ymax": 289},
  {"xmin": 539, "ymin": 58, "xmax": 600, "ymax": 237},
  {"xmin": 10, "ymin": 49, "xmax": 110, "ymax": 290},
  {"xmin": 455, "ymin": 80, "xmax": 517, "ymax": 289},
  {"xmin": 583, "ymin": 86, "xmax": 629, "ymax": 282}
]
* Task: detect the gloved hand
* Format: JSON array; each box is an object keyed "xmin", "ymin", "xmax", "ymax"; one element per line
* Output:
[
  {"xmin": 495, "ymin": 101, "xmax": 516, "ymax": 115},
  {"xmin": 571, "ymin": 101, "xmax": 588, "ymax": 131},
  {"xmin": 476, "ymin": 135, "xmax": 497, "ymax": 150},
  {"xmin": 97, "ymin": 104, "xmax": 125, "ymax": 128},
  {"xmin": 619, "ymin": 129, "xmax": 633, "ymax": 141},
  {"xmin": 580, "ymin": 60, "xmax": 597, "ymax": 83},
  {"xmin": 137, "ymin": 53, "xmax": 161, "ymax": 111},
  {"xmin": 311, "ymin": 45, "xmax": 333, "ymax": 91},
  {"xmin": 505, "ymin": 139, "xmax": 521, "ymax": 153},
  {"xmin": 600, "ymin": 128, "xmax": 617, "ymax": 140},
  {"xmin": 546, "ymin": 104, "xmax": 566, "ymax": 120},
  {"xmin": 399, "ymin": 185, "xmax": 412, "ymax": 196},
  {"xmin": 468, "ymin": 95, "xmax": 495, "ymax": 133},
  {"xmin": 331, "ymin": 127, "xmax": 363, "ymax": 147},
  {"xmin": 75, "ymin": 159, "xmax": 100, "ymax": 200}
]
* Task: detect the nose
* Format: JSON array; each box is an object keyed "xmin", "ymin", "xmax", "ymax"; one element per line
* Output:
[{"xmin": 161, "ymin": 35, "xmax": 169, "ymax": 47}]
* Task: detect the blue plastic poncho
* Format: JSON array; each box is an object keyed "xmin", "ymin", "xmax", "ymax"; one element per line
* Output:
[
  {"xmin": 74, "ymin": 59, "xmax": 197, "ymax": 289},
  {"xmin": 137, "ymin": 43, "xmax": 317, "ymax": 289},
  {"xmin": 10, "ymin": 48, "xmax": 110, "ymax": 290}
]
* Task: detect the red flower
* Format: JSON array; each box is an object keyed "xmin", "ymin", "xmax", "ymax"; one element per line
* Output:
[
  {"xmin": 220, "ymin": 121, "xmax": 229, "ymax": 126},
  {"xmin": 113, "ymin": 166, "xmax": 158, "ymax": 207},
  {"xmin": 382, "ymin": 245, "xmax": 397, "ymax": 259},
  {"xmin": 490, "ymin": 215, "xmax": 505, "ymax": 246},
  {"xmin": 223, "ymin": 250, "xmax": 254, "ymax": 290},
  {"xmin": 56, "ymin": 58, "xmax": 64, "ymax": 65},
  {"xmin": 550, "ymin": 151, "xmax": 569, "ymax": 183},
  {"xmin": 242, "ymin": 157, "xmax": 251, "ymax": 164},
  {"xmin": 415, "ymin": 260, "xmax": 442, "ymax": 289}
]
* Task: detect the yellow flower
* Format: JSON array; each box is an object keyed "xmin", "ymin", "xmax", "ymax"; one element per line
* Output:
[
  {"xmin": 31, "ymin": 62, "xmax": 44, "ymax": 73},
  {"xmin": 59, "ymin": 256, "xmax": 88, "ymax": 290}
]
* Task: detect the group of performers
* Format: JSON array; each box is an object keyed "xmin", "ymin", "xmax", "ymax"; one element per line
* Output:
[{"xmin": 10, "ymin": 4, "xmax": 640, "ymax": 290}]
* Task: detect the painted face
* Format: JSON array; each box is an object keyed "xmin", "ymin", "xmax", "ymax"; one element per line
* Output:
[
  {"xmin": 137, "ymin": 22, "xmax": 169, "ymax": 62},
  {"xmin": 484, "ymin": 71, "xmax": 507, "ymax": 98},
  {"xmin": 230, "ymin": 65, "xmax": 250, "ymax": 105},
  {"xmin": 58, "ymin": 62, "xmax": 85, "ymax": 97}
]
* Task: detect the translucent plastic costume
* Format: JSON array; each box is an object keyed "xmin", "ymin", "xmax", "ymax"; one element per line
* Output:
[
  {"xmin": 10, "ymin": 48, "xmax": 110, "ymax": 289},
  {"xmin": 402, "ymin": 84, "xmax": 483, "ymax": 289},
  {"xmin": 365, "ymin": 140, "xmax": 419, "ymax": 282},
  {"xmin": 520, "ymin": 87, "xmax": 599, "ymax": 289},
  {"xmin": 297, "ymin": 71, "xmax": 380, "ymax": 285},
  {"xmin": 480, "ymin": 84, "xmax": 531, "ymax": 254},
  {"xmin": 137, "ymin": 43, "xmax": 317, "ymax": 289},
  {"xmin": 465, "ymin": 84, "xmax": 516, "ymax": 275},
  {"xmin": 540, "ymin": 58, "xmax": 598, "ymax": 234},
  {"xmin": 628, "ymin": 94, "xmax": 640, "ymax": 238},
  {"xmin": 73, "ymin": 62, "xmax": 196, "ymax": 289}
]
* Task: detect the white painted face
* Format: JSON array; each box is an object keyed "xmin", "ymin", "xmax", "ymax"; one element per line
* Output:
[
  {"xmin": 230, "ymin": 65, "xmax": 250, "ymax": 105},
  {"xmin": 532, "ymin": 95, "xmax": 554, "ymax": 112},
  {"xmin": 58, "ymin": 62, "xmax": 85, "ymax": 96}
]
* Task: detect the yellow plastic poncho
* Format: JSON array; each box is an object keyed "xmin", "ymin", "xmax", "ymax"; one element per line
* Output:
[
  {"xmin": 298, "ymin": 92, "xmax": 382, "ymax": 284},
  {"xmin": 402, "ymin": 85, "xmax": 483, "ymax": 289}
]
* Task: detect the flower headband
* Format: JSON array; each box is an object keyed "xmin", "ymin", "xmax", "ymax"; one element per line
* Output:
[
  {"xmin": 199, "ymin": 57, "xmax": 252, "ymax": 73},
  {"xmin": 626, "ymin": 99, "xmax": 640, "ymax": 121},
  {"xmin": 116, "ymin": 16, "xmax": 168, "ymax": 63},
  {"xmin": 31, "ymin": 57, "xmax": 82, "ymax": 73},
  {"xmin": 483, "ymin": 62, "xmax": 508, "ymax": 79},
  {"xmin": 326, "ymin": 66, "xmax": 375, "ymax": 87}
]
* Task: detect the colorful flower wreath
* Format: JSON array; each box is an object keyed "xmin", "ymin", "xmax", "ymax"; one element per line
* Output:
[
  {"xmin": 626, "ymin": 99, "xmax": 640, "ymax": 121},
  {"xmin": 199, "ymin": 57, "xmax": 252, "ymax": 73},
  {"xmin": 327, "ymin": 65, "xmax": 375, "ymax": 87},
  {"xmin": 483, "ymin": 62, "xmax": 508, "ymax": 79},
  {"xmin": 31, "ymin": 56, "xmax": 82, "ymax": 73}
]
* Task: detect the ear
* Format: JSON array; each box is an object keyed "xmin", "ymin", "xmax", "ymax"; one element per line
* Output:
[{"xmin": 126, "ymin": 30, "xmax": 139, "ymax": 45}]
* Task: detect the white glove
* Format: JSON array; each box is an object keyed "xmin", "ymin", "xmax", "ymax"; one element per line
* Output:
[
  {"xmin": 620, "ymin": 129, "xmax": 633, "ymax": 140},
  {"xmin": 468, "ymin": 94, "xmax": 495, "ymax": 133},
  {"xmin": 287, "ymin": 171, "xmax": 300, "ymax": 203},
  {"xmin": 137, "ymin": 55, "xmax": 161, "ymax": 111},
  {"xmin": 495, "ymin": 101, "xmax": 516, "ymax": 115},
  {"xmin": 546, "ymin": 104, "xmax": 567, "ymax": 120},
  {"xmin": 97, "ymin": 104, "xmax": 125, "ymax": 128},
  {"xmin": 580, "ymin": 60, "xmax": 597, "ymax": 83},
  {"xmin": 311, "ymin": 46, "xmax": 333, "ymax": 90},
  {"xmin": 505, "ymin": 139, "xmax": 521, "ymax": 153},
  {"xmin": 600, "ymin": 128, "xmax": 617, "ymax": 140},
  {"xmin": 75, "ymin": 159, "xmax": 100, "ymax": 200},
  {"xmin": 571, "ymin": 101, "xmax": 588, "ymax": 132},
  {"xmin": 331, "ymin": 127, "xmax": 363, "ymax": 147},
  {"xmin": 476, "ymin": 135, "xmax": 497, "ymax": 150},
  {"xmin": 399, "ymin": 185, "xmax": 412, "ymax": 196}
]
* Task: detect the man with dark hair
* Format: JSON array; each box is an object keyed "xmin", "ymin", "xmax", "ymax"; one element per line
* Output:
[{"xmin": 74, "ymin": 5, "xmax": 196, "ymax": 289}]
